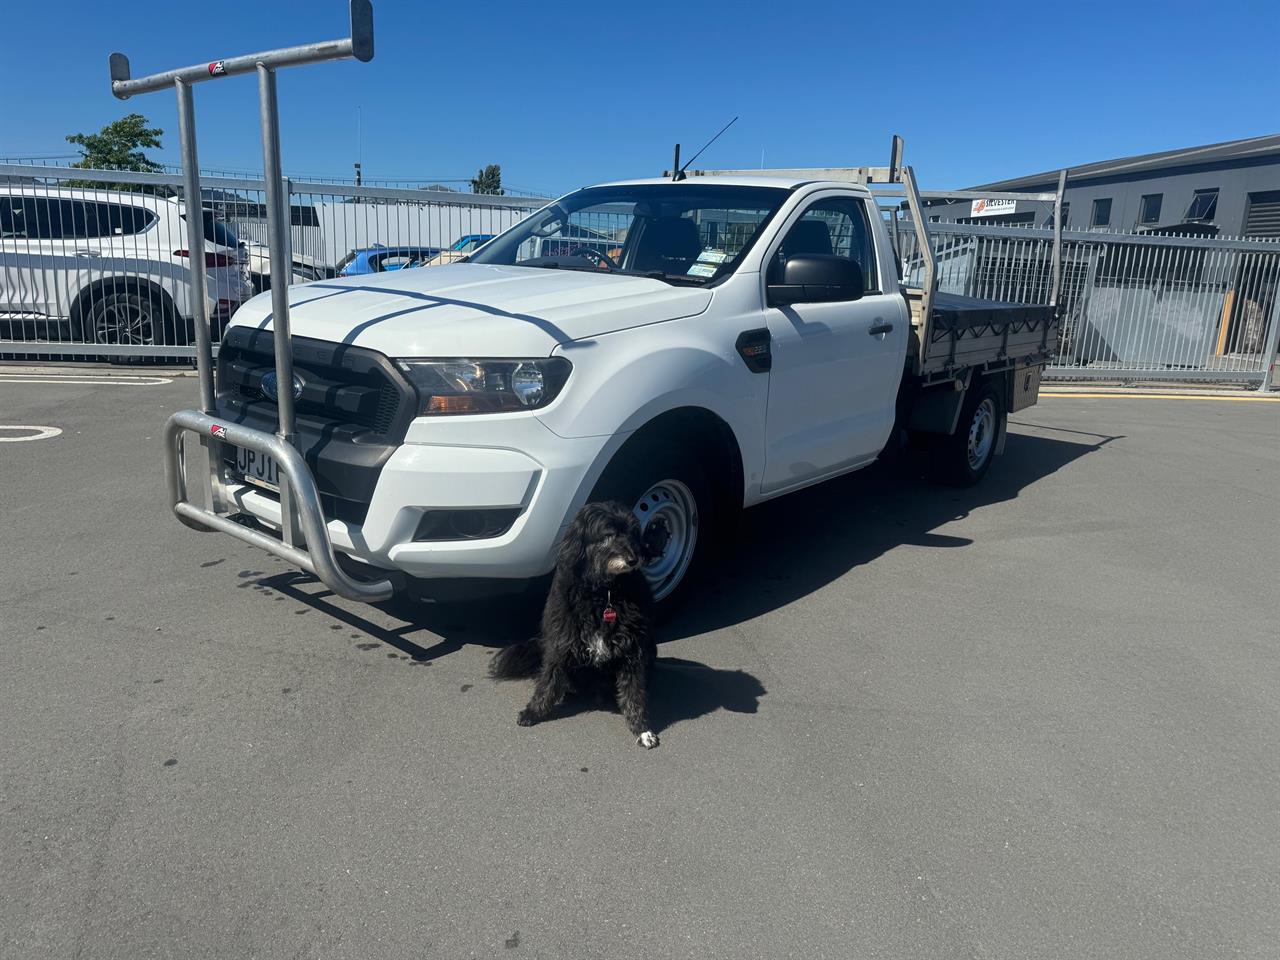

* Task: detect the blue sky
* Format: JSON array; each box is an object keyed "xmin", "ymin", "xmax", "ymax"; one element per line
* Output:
[{"xmin": 1, "ymin": 0, "xmax": 1276, "ymax": 195}]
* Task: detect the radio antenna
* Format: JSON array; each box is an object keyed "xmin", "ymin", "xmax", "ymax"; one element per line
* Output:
[{"xmin": 672, "ymin": 115, "xmax": 738, "ymax": 181}]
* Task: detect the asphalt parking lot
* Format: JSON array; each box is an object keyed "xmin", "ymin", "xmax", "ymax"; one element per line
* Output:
[{"xmin": 1, "ymin": 373, "xmax": 1277, "ymax": 959}]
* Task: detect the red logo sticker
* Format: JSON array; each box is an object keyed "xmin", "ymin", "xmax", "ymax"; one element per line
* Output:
[
  {"xmin": 208, "ymin": 61, "xmax": 226, "ymax": 77},
  {"xmin": 210, "ymin": 424, "xmax": 228, "ymax": 439}
]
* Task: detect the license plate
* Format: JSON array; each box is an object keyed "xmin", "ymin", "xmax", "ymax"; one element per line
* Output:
[{"xmin": 235, "ymin": 446, "xmax": 280, "ymax": 491}]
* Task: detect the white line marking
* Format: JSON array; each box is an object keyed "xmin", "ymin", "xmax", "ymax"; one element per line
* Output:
[
  {"xmin": 0, "ymin": 376, "xmax": 172, "ymax": 386},
  {"xmin": 0, "ymin": 425, "xmax": 62, "ymax": 442},
  {"xmin": 1042, "ymin": 391, "xmax": 1280, "ymax": 403}
]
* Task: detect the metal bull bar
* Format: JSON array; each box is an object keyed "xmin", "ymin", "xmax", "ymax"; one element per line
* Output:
[{"xmin": 116, "ymin": 1, "xmax": 392, "ymax": 602}]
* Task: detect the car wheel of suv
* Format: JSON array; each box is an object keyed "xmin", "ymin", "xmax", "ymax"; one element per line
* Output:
[
  {"xmin": 81, "ymin": 285, "xmax": 178, "ymax": 364},
  {"xmin": 589, "ymin": 444, "xmax": 715, "ymax": 612},
  {"xmin": 90, "ymin": 290, "xmax": 154, "ymax": 345}
]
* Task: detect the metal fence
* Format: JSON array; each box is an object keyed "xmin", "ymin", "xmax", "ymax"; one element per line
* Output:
[
  {"xmin": 897, "ymin": 220, "xmax": 1280, "ymax": 385},
  {"xmin": 0, "ymin": 162, "xmax": 546, "ymax": 360},
  {"xmin": 6, "ymin": 162, "xmax": 1280, "ymax": 385}
]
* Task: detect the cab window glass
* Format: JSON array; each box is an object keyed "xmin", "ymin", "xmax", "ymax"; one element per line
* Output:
[{"xmin": 772, "ymin": 198, "xmax": 877, "ymax": 291}]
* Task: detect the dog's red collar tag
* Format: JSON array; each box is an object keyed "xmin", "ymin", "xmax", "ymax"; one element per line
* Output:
[{"xmin": 603, "ymin": 591, "xmax": 617, "ymax": 624}]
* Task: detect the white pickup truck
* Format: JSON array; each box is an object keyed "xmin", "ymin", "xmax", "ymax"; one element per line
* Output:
[{"xmin": 194, "ymin": 162, "xmax": 1059, "ymax": 607}]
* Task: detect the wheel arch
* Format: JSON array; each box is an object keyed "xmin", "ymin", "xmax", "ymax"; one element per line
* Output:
[
  {"xmin": 606, "ymin": 405, "xmax": 745, "ymax": 510},
  {"xmin": 69, "ymin": 275, "xmax": 180, "ymax": 337},
  {"xmin": 562, "ymin": 403, "xmax": 746, "ymax": 540}
]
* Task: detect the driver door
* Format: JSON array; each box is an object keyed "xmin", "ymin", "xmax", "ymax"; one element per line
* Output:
[{"xmin": 760, "ymin": 195, "xmax": 907, "ymax": 494}]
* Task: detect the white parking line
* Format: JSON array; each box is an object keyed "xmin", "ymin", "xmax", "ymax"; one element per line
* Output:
[
  {"xmin": 0, "ymin": 375, "xmax": 173, "ymax": 386},
  {"xmin": 1042, "ymin": 391, "xmax": 1280, "ymax": 403},
  {"xmin": 0, "ymin": 425, "xmax": 62, "ymax": 442}
]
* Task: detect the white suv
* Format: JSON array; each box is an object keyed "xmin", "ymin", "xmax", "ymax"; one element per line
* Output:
[{"xmin": 0, "ymin": 186, "xmax": 252, "ymax": 351}]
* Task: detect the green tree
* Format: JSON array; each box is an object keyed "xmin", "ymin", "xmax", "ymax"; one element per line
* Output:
[
  {"xmin": 470, "ymin": 164, "xmax": 504, "ymax": 196},
  {"xmin": 67, "ymin": 113, "xmax": 165, "ymax": 174}
]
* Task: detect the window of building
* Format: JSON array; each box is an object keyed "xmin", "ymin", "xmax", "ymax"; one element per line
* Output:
[
  {"xmin": 1243, "ymin": 190, "xmax": 1280, "ymax": 238},
  {"xmin": 1139, "ymin": 194, "xmax": 1162, "ymax": 225},
  {"xmin": 1185, "ymin": 189, "xmax": 1219, "ymax": 222},
  {"xmin": 1044, "ymin": 202, "xmax": 1069, "ymax": 229},
  {"xmin": 1091, "ymin": 198, "xmax": 1112, "ymax": 228}
]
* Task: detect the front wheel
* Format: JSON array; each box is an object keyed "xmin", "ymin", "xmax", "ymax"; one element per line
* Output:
[
  {"xmin": 590, "ymin": 446, "xmax": 714, "ymax": 609},
  {"xmin": 935, "ymin": 380, "xmax": 1004, "ymax": 486}
]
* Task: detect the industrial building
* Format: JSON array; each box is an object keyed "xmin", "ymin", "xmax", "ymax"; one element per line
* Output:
[{"xmin": 923, "ymin": 135, "xmax": 1280, "ymax": 238}]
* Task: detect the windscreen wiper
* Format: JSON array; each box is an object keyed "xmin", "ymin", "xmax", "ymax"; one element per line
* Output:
[{"xmin": 641, "ymin": 271, "xmax": 706, "ymax": 287}]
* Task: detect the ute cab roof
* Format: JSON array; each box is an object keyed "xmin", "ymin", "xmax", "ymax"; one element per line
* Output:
[{"xmin": 592, "ymin": 173, "xmax": 879, "ymax": 194}]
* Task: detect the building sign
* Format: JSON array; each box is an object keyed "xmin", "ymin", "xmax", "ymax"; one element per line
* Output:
[{"xmin": 969, "ymin": 198, "xmax": 1018, "ymax": 218}]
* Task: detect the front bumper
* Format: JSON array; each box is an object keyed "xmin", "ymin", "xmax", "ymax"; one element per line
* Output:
[{"xmin": 226, "ymin": 416, "xmax": 606, "ymax": 580}]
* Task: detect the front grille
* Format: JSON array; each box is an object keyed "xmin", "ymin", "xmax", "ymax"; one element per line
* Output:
[
  {"xmin": 215, "ymin": 327, "xmax": 418, "ymax": 521},
  {"xmin": 218, "ymin": 329, "xmax": 411, "ymax": 437},
  {"xmin": 372, "ymin": 381, "xmax": 400, "ymax": 435}
]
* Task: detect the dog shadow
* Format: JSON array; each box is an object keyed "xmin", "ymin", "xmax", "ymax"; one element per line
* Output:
[
  {"xmin": 547, "ymin": 656, "xmax": 765, "ymax": 734},
  {"xmin": 649, "ymin": 656, "xmax": 765, "ymax": 731}
]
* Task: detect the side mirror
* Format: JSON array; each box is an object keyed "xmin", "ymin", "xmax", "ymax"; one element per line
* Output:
[{"xmin": 767, "ymin": 254, "xmax": 864, "ymax": 306}]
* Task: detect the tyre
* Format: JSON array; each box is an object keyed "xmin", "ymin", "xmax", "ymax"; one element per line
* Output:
[
  {"xmin": 589, "ymin": 441, "xmax": 717, "ymax": 611},
  {"xmin": 934, "ymin": 379, "xmax": 1004, "ymax": 486},
  {"xmin": 80, "ymin": 284, "xmax": 179, "ymax": 364}
]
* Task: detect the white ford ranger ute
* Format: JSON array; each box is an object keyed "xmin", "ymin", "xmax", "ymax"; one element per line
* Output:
[{"xmin": 211, "ymin": 172, "xmax": 1057, "ymax": 606}]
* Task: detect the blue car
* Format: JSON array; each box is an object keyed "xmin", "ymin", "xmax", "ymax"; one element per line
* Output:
[
  {"xmin": 423, "ymin": 233, "xmax": 498, "ymax": 265},
  {"xmin": 335, "ymin": 245, "xmax": 442, "ymax": 276}
]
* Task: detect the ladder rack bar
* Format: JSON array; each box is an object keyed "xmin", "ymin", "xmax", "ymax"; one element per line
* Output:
[{"xmin": 110, "ymin": 0, "xmax": 372, "ymax": 98}]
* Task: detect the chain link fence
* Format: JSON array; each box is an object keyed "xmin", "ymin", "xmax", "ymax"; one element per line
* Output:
[{"xmin": 0, "ymin": 163, "xmax": 545, "ymax": 361}]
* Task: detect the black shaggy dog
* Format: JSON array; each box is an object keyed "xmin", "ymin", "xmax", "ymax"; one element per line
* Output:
[{"xmin": 489, "ymin": 501, "xmax": 659, "ymax": 748}]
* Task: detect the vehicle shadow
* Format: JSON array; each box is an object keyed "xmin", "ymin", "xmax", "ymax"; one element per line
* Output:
[
  {"xmin": 259, "ymin": 425, "xmax": 1118, "ymax": 660},
  {"xmin": 253, "ymin": 567, "xmax": 539, "ymax": 662},
  {"xmin": 663, "ymin": 426, "xmax": 1119, "ymax": 641}
]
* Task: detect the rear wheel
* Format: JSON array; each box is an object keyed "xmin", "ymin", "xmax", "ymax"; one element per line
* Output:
[
  {"xmin": 90, "ymin": 291, "xmax": 154, "ymax": 348},
  {"xmin": 78, "ymin": 284, "xmax": 180, "ymax": 364},
  {"xmin": 935, "ymin": 380, "xmax": 1004, "ymax": 486},
  {"xmin": 590, "ymin": 444, "xmax": 715, "ymax": 610}
]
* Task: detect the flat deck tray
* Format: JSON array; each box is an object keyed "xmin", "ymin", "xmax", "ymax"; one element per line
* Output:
[{"xmin": 930, "ymin": 293, "xmax": 1057, "ymax": 333}]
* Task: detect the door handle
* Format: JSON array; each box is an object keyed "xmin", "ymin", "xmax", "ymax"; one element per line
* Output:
[{"xmin": 868, "ymin": 321, "xmax": 893, "ymax": 336}]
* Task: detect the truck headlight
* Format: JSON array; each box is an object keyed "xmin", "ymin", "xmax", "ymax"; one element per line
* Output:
[{"xmin": 397, "ymin": 358, "xmax": 572, "ymax": 415}]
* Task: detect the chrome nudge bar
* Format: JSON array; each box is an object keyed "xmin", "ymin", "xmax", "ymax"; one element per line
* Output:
[{"xmin": 164, "ymin": 410, "xmax": 393, "ymax": 603}]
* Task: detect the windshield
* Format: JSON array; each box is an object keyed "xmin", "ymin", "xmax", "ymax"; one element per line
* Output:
[{"xmin": 469, "ymin": 183, "xmax": 789, "ymax": 284}]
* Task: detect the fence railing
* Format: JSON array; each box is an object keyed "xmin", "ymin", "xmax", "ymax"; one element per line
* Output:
[
  {"xmin": 5, "ymin": 162, "xmax": 1279, "ymax": 384},
  {"xmin": 0, "ymin": 163, "xmax": 546, "ymax": 360},
  {"xmin": 897, "ymin": 221, "xmax": 1280, "ymax": 384}
]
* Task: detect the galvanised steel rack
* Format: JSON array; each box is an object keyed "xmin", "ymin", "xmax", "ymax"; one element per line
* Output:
[{"xmin": 115, "ymin": 1, "xmax": 393, "ymax": 601}]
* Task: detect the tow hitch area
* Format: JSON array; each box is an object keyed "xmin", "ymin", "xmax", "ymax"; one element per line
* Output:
[{"xmin": 125, "ymin": 2, "xmax": 390, "ymax": 603}]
